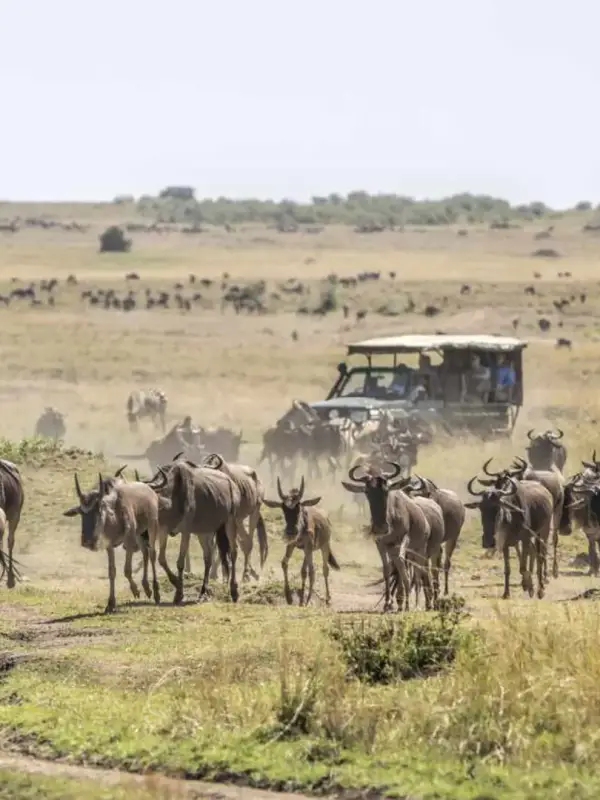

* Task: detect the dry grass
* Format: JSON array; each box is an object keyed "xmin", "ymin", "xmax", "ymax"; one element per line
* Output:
[{"xmin": 0, "ymin": 204, "xmax": 600, "ymax": 796}]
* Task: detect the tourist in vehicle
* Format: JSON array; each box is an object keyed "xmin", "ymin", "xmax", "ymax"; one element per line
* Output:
[
  {"xmin": 495, "ymin": 354, "xmax": 516, "ymax": 401},
  {"xmin": 462, "ymin": 354, "xmax": 491, "ymax": 402},
  {"xmin": 388, "ymin": 365, "xmax": 412, "ymax": 396},
  {"xmin": 409, "ymin": 374, "xmax": 429, "ymax": 404},
  {"xmin": 418, "ymin": 353, "xmax": 440, "ymax": 398}
]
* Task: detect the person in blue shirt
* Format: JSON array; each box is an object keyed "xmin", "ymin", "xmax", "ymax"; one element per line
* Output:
[{"xmin": 496, "ymin": 355, "xmax": 516, "ymax": 399}]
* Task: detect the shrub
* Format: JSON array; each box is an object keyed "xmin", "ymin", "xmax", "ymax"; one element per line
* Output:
[
  {"xmin": 98, "ymin": 226, "xmax": 131, "ymax": 253},
  {"xmin": 329, "ymin": 595, "xmax": 471, "ymax": 684}
]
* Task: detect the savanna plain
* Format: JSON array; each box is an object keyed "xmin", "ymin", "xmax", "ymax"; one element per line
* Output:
[{"xmin": 2, "ymin": 200, "xmax": 600, "ymax": 799}]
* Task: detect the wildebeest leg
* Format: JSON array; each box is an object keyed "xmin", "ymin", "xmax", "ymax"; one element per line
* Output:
[
  {"xmin": 239, "ymin": 519, "xmax": 258, "ymax": 581},
  {"xmin": 227, "ymin": 520, "xmax": 239, "ymax": 603},
  {"xmin": 321, "ymin": 545, "xmax": 332, "ymax": 606},
  {"xmin": 519, "ymin": 540, "xmax": 534, "ymax": 597},
  {"xmin": 199, "ymin": 534, "xmax": 214, "ymax": 599},
  {"xmin": 443, "ymin": 539, "xmax": 456, "ymax": 596},
  {"xmin": 139, "ymin": 538, "xmax": 151, "ymax": 599},
  {"xmin": 535, "ymin": 534, "xmax": 546, "ymax": 599},
  {"xmin": 123, "ymin": 544, "xmax": 141, "ymax": 600},
  {"xmin": 502, "ymin": 544, "xmax": 511, "ymax": 599},
  {"xmin": 174, "ymin": 530, "xmax": 191, "ymax": 605},
  {"xmin": 303, "ymin": 544, "xmax": 317, "ymax": 606},
  {"xmin": 376, "ymin": 541, "xmax": 393, "ymax": 612},
  {"xmin": 388, "ymin": 544, "xmax": 409, "ymax": 611},
  {"xmin": 105, "ymin": 546, "xmax": 117, "ymax": 613},
  {"xmin": 587, "ymin": 534, "xmax": 599, "ymax": 576},
  {"xmin": 281, "ymin": 541, "xmax": 296, "ymax": 605},
  {"xmin": 5, "ymin": 522, "xmax": 15, "ymax": 589},
  {"xmin": 184, "ymin": 548, "xmax": 192, "ymax": 575}
]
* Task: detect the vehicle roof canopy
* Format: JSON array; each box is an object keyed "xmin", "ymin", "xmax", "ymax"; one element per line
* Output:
[{"xmin": 347, "ymin": 334, "xmax": 527, "ymax": 356}]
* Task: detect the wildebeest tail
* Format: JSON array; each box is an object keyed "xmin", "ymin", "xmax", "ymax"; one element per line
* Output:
[
  {"xmin": 559, "ymin": 485, "xmax": 573, "ymax": 535},
  {"xmin": 328, "ymin": 549, "xmax": 341, "ymax": 570},
  {"xmin": 216, "ymin": 525, "xmax": 230, "ymax": 581},
  {"xmin": 257, "ymin": 513, "xmax": 269, "ymax": 567}
]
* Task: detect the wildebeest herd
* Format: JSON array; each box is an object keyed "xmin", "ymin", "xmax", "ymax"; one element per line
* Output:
[{"xmin": 3, "ymin": 405, "xmax": 600, "ymax": 614}]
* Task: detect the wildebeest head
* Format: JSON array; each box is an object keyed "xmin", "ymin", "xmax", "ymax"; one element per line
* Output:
[
  {"xmin": 526, "ymin": 428, "xmax": 565, "ymax": 471},
  {"xmin": 62, "ymin": 466, "xmax": 128, "ymax": 550},
  {"xmin": 570, "ymin": 473, "xmax": 600, "ymax": 526},
  {"xmin": 341, "ymin": 461, "xmax": 408, "ymax": 532},
  {"xmin": 580, "ymin": 449, "xmax": 600, "ymax": 480},
  {"xmin": 465, "ymin": 474, "xmax": 518, "ymax": 550},
  {"xmin": 263, "ymin": 476, "xmax": 320, "ymax": 538}
]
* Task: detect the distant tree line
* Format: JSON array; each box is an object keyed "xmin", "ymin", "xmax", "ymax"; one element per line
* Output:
[{"xmin": 120, "ymin": 187, "xmax": 596, "ymax": 229}]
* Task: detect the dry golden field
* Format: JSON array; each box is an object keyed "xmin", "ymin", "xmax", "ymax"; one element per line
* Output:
[{"xmin": 2, "ymin": 202, "xmax": 600, "ymax": 799}]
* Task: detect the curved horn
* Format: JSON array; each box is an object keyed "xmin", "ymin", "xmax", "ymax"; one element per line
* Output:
[
  {"xmin": 467, "ymin": 476, "xmax": 486, "ymax": 497},
  {"xmin": 114, "ymin": 464, "xmax": 127, "ymax": 477},
  {"xmin": 482, "ymin": 457, "xmax": 502, "ymax": 477},
  {"xmin": 173, "ymin": 452, "xmax": 184, "ymax": 461},
  {"xmin": 298, "ymin": 476, "xmax": 305, "ymax": 501},
  {"xmin": 548, "ymin": 428, "xmax": 564, "ymax": 441},
  {"xmin": 204, "ymin": 452, "xmax": 224, "ymax": 469},
  {"xmin": 412, "ymin": 474, "xmax": 428, "ymax": 492},
  {"xmin": 152, "ymin": 467, "xmax": 168, "ymax": 490},
  {"xmin": 74, "ymin": 472, "xmax": 84, "ymax": 502},
  {"xmin": 98, "ymin": 472, "xmax": 104, "ymax": 496},
  {"xmin": 134, "ymin": 469, "xmax": 140, "ymax": 481},
  {"xmin": 276, "ymin": 477, "xmax": 285, "ymax": 501},
  {"xmin": 382, "ymin": 461, "xmax": 402, "ymax": 481},
  {"xmin": 527, "ymin": 429, "xmax": 536, "ymax": 441},
  {"xmin": 348, "ymin": 463, "xmax": 367, "ymax": 483},
  {"xmin": 594, "ymin": 449, "xmax": 599, "ymax": 464}
]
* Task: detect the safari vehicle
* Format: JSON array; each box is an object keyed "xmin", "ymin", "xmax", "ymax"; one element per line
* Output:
[{"xmin": 309, "ymin": 334, "xmax": 527, "ymax": 438}]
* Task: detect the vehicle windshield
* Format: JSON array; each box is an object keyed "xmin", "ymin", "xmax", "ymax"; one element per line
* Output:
[{"xmin": 338, "ymin": 367, "xmax": 412, "ymax": 399}]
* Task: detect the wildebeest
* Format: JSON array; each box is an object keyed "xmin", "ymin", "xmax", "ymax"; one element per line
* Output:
[
  {"xmin": 202, "ymin": 452, "xmax": 268, "ymax": 581},
  {"xmin": 406, "ymin": 475, "xmax": 466, "ymax": 596},
  {"xmin": 126, "ymin": 388, "xmax": 168, "ymax": 433},
  {"xmin": 34, "ymin": 407, "xmax": 66, "ymax": 440},
  {"xmin": 62, "ymin": 469, "xmax": 165, "ymax": 612},
  {"xmin": 145, "ymin": 459, "xmax": 243, "ymax": 604},
  {"xmin": 525, "ymin": 428, "xmax": 567, "ymax": 472},
  {"xmin": 465, "ymin": 474, "xmax": 553, "ymax": 599},
  {"xmin": 507, "ymin": 456, "xmax": 565, "ymax": 579},
  {"xmin": 117, "ymin": 421, "xmax": 206, "ymax": 472},
  {"xmin": 0, "ymin": 460, "xmax": 24, "ymax": 588},
  {"xmin": 559, "ymin": 463, "xmax": 600, "ymax": 574},
  {"xmin": 263, "ymin": 476, "xmax": 340, "ymax": 606},
  {"xmin": 341, "ymin": 461, "xmax": 432, "ymax": 612}
]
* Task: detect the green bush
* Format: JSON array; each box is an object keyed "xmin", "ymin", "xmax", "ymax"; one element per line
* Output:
[{"xmin": 329, "ymin": 595, "xmax": 471, "ymax": 684}]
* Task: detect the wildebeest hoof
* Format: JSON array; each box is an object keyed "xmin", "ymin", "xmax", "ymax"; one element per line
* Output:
[
  {"xmin": 142, "ymin": 582, "xmax": 152, "ymax": 599},
  {"xmin": 152, "ymin": 584, "xmax": 161, "ymax": 604},
  {"xmin": 537, "ymin": 587, "xmax": 545, "ymax": 599},
  {"xmin": 552, "ymin": 565, "xmax": 559, "ymax": 579},
  {"xmin": 502, "ymin": 592, "xmax": 510, "ymax": 600},
  {"xmin": 6, "ymin": 574, "xmax": 15, "ymax": 589},
  {"xmin": 231, "ymin": 584, "xmax": 239, "ymax": 603},
  {"xmin": 173, "ymin": 589, "xmax": 184, "ymax": 605},
  {"xmin": 104, "ymin": 603, "xmax": 117, "ymax": 614}
]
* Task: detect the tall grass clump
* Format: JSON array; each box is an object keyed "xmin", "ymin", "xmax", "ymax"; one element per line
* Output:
[{"xmin": 329, "ymin": 595, "xmax": 471, "ymax": 684}]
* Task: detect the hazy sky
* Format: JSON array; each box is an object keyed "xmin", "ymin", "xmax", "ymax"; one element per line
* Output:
[{"xmin": 2, "ymin": 0, "xmax": 598, "ymax": 205}]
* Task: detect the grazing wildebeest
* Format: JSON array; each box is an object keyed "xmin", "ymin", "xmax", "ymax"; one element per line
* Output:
[
  {"xmin": 263, "ymin": 476, "xmax": 340, "ymax": 606},
  {"xmin": 0, "ymin": 460, "xmax": 25, "ymax": 589},
  {"xmin": 465, "ymin": 474, "xmax": 553, "ymax": 600},
  {"xmin": 34, "ymin": 407, "xmax": 66, "ymax": 440},
  {"xmin": 126, "ymin": 388, "xmax": 168, "ymax": 433},
  {"xmin": 202, "ymin": 452, "xmax": 268, "ymax": 581},
  {"xmin": 341, "ymin": 461, "xmax": 432, "ymax": 612},
  {"xmin": 62, "ymin": 469, "xmax": 165, "ymax": 612},
  {"xmin": 525, "ymin": 428, "xmax": 567, "ymax": 472},
  {"xmin": 406, "ymin": 474, "xmax": 466, "ymax": 596}
]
